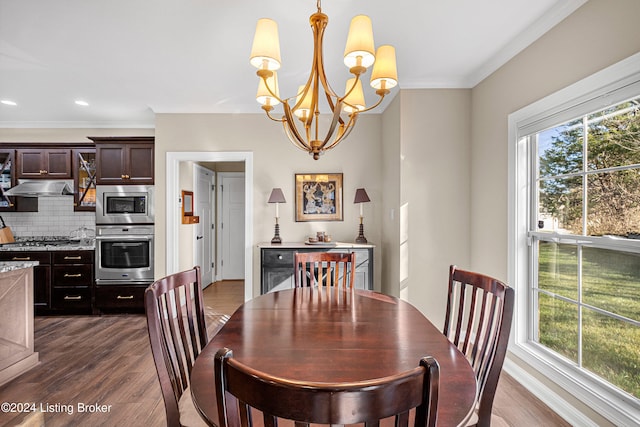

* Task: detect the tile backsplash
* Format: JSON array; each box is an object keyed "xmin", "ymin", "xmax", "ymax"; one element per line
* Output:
[{"xmin": 1, "ymin": 197, "xmax": 95, "ymax": 237}]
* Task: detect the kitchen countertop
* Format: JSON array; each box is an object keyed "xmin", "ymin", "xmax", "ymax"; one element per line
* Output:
[
  {"xmin": 0, "ymin": 244, "xmax": 95, "ymax": 252},
  {"xmin": 0, "ymin": 261, "xmax": 39, "ymax": 273}
]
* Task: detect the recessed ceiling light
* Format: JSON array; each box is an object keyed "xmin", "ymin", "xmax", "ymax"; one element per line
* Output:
[
  {"xmin": 1, "ymin": 100, "xmax": 17, "ymax": 106},
  {"xmin": 75, "ymin": 100, "xmax": 89, "ymax": 106}
]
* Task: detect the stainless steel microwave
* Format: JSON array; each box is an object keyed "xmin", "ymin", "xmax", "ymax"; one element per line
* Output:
[{"xmin": 96, "ymin": 185, "xmax": 154, "ymax": 224}]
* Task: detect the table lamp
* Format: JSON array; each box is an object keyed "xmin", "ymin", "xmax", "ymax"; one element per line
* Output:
[
  {"xmin": 354, "ymin": 188, "xmax": 370, "ymax": 243},
  {"xmin": 268, "ymin": 188, "xmax": 286, "ymax": 244}
]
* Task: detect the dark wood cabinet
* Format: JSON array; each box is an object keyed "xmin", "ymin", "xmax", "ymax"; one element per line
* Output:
[
  {"xmin": 16, "ymin": 148, "xmax": 72, "ymax": 178},
  {"xmin": 259, "ymin": 243, "xmax": 374, "ymax": 294},
  {"xmin": 0, "ymin": 250, "xmax": 94, "ymax": 314},
  {"xmin": 51, "ymin": 251, "xmax": 94, "ymax": 312},
  {"xmin": 0, "ymin": 251, "xmax": 51, "ymax": 312},
  {"xmin": 0, "ymin": 150, "xmax": 38, "ymax": 212},
  {"xmin": 94, "ymin": 284, "xmax": 147, "ymax": 312},
  {"xmin": 91, "ymin": 137, "xmax": 154, "ymax": 185}
]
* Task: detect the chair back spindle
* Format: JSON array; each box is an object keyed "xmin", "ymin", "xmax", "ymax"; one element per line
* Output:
[
  {"xmin": 145, "ymin": 266, "xmax": 209, "ymax": 427},
  {"xmin": 443, "ymin": 265, "xmax": 514, "ymax": 427},
  {"xmin": 294, "ymin": 251, "xmax": 356, "ymax": 288}
]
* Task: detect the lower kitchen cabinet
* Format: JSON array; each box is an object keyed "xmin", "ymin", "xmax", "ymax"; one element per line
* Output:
[
  {"xmin": 94, "ymin": 284, "xmax": 147, "ymax": 313},
  {"xmin": 51, "ymin": 251, "xmax": 93, "ymax": 312},
  {"xmin": 259, "ymin": 243, "xmax": 375, "ymax": 294},
  {"xmin": 0, "ymin": 250, "xmax": 93, "ymax": 314}
]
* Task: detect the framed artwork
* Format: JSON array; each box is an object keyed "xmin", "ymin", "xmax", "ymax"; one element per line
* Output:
[{"xmin": 295, "ymin": 173, "xmax": 343, "ymax": 222}]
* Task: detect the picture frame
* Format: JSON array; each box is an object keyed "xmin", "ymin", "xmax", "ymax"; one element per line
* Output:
[
  {"xmin": 295, "ymin": 173, "xmax": 343, "ymax": 222},
  {"xmin": 181, "ymin": 190, "xmax": 199, "ymax": 224}
]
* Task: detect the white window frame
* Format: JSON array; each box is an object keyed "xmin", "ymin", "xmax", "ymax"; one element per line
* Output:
[{"xmin": 508, "ymin": 52, "xmax": 640, "ymax": 426}]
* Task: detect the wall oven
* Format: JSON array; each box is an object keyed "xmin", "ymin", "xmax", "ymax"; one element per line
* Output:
[
  {"xmin": 96, "ymin": 185, "xmax": 154, "ymax": 225},
  {"xmin": 95, "ymin": 225, "xmax": 154, "ymax": 284}
]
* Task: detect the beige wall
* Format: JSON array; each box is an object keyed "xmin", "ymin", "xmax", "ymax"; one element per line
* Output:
[
  {"xmin": 397, "ymin": 89, "xmax": 472, "ymax": 326},
  {"xmin": 470, "ymin": 0, "xmax": 640, "ymax": 425},
  {"xmin": 380, "ymin": 94, "xmax": 401, "ymax": 297},
  {"xmin": 155, "ymin": 113, "xmax": 384, "ymax": 296}
]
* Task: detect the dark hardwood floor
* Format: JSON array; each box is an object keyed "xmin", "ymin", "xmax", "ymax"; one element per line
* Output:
[{"xmin": 0, "ymin": 281, "xmax": 569, "ymax": 427}]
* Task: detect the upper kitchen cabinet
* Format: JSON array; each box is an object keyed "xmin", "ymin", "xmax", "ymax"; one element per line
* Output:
[
  {"xmin": 17, "ymin": 148, "xmax": 72, "ymax": 178},
  {"xmin": 0, "ymin": 150, "xmax": 37, "ymax": 212},
  {"xmin": 90, "ymin": 137, "xmax": 154, "ymax": 185},
  {"xmin": 73, "ymin": 148, "xmax": 96, "ymax": 211}
]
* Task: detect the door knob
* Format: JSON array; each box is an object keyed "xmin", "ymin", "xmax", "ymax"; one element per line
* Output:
[{"xmin": 197, "ymin": 236, "xmax": 204, "ymax": 240}]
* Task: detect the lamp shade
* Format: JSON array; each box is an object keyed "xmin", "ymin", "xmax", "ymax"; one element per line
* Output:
[
  {"xmin": 370, "ymin": 45, "xmax": 398, "ymax": 90},
  {"xmin": 250, "ymin": 18, "xmax": 282, "ymax": 71},
  {"xmin": 268, "ymin": 188, "xmax": 286, "ymax": 204},
  {"xmin": 343, "ymin": 78, "xmax": 365, "ymax": 113},
  {"xmin": 353, "ymin": 188, "xmax": 370, "ymax": 203},
  {"xmin": 344, "ymin": 15, "xmax": 375, "ymax": 69}
]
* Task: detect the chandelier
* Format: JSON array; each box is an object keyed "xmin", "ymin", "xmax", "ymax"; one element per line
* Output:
[{"xmin": 250, "ymin": 0, "xmax": 399, "ymax": 160}]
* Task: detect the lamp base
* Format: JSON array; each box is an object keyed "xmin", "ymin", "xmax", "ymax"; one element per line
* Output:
[
  {"xmin": 355, "ymin": 223, "xmax": 367, "ymax": 244},
  {"xmin": 271, "ymin": 222, "xmax": 282, "ymax": 244}
]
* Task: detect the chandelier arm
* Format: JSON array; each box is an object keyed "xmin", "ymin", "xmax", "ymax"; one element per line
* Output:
[
  {"xmin": 356, "ymin": 93, "xmax": 388, "ymax": 114},
  {"xmin": 319, "ymin": 100, "xmax": 345, "ymax": 149},
  {"xmin": 313, "ymin": 12, "xmax": 339, "ymax": 100},
  {"xmin": 259, "ymin": 74, "xmax": 285, "ymax": 105},
  {"xmin": 325, "ymin": 114, "xmax": 358, "ymax": 150},
  {"xmin": 283, "ymin": 123, "xmax": 313, "ymax": 152},
  {"xmin": 283, "ymin": 102, "xmax": 311, "ymax": 150},
  {"xmin": 264, "ymin": 110, "xmax": 285, "ymax": 122}
]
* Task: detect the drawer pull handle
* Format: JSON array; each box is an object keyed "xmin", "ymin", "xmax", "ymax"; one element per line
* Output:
[
  {"xmin": 64, "ymin": 295, "xmax": 82, "ymax": 300},
  {"xmin": 64, "ymin": 256, "xmax": 82, "ymax": 260},
  {"xmin": 117, "ymin": 295, "xmax": 134, "ymax": 300},
  {"xmin": 64, "ymin": 273, "xmax": 82, "ymax": 278},
  {"xmin": 278, "ymin": 255, "xmax": 283, "ymax": 260},
  {"xmin": 12, "ymin": 257, "xmax": 31, "ymax": 261}
]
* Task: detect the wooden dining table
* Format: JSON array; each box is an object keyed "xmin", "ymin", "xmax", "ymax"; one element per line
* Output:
[{"xmin": 190, "ymin": 287, "xmax": 477, "ymax": 427}]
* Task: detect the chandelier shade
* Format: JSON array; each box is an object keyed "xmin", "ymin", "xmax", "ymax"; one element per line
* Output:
[
  {"xmin": 344, "ymin": 15, "xmax": 375, "ymax": 69},
  {"xmin": 250, "ymin": 0, "xmax": 399, "ymax": 160},
  {"xmin": 250, "ymin": 18, "xmax": 281, "ymax": 71}
]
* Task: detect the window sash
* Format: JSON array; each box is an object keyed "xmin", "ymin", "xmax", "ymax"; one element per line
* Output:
[{"xmin": 508, "ymin": 52, "xmax": 640, "ymax": 426}]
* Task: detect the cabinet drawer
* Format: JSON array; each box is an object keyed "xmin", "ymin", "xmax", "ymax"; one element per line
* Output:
[
  {"xmin": 53, "ymin": 251, "xmax": 94, "ymax": 264},
  {"xmin": 95, "ymin": 285, "xmax": 146, "ymax": 309},
  {"xmin": 53, "ymin": 264, "xmax": 92, "ymax": 286},
  {"xmin": 263, "ymin": 250, "xmax": 294, "ymax": 266},
  {"xmin": 0, "ymin": 251, "xmax": 51, "ymax": 264},
  {"xmin": 52, "ymin": 287, "xmax": 92, "ymax": 310}
]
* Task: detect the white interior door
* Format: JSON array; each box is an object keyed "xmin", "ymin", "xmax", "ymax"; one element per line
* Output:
[
  {"xmin": 218, "ymin": 172, "xmax": 245, "ymax": 280},
  {"xmin": 195, "ymin": 165, "xmax": 215, "ymax": 287}
]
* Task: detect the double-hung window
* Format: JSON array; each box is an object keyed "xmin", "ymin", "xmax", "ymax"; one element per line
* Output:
[{"xmin": 509, "ymin": 53, "xmax": 640, "ymax": 426}]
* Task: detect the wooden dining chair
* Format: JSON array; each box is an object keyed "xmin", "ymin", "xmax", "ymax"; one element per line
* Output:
[
  {"xmin": 214, "ymin": 347, "xmax": 440, "ymax": 427},
  {"xmin": 294, "ymin": 251, "xmax": 356, "ymax": 288},
  {"xmin": 443, "ymin": 265, "xmax": 515, "ymax": 427},
  {"xmin": 145, "ymin": 266, "xmax": 210, "ymax": 427}
]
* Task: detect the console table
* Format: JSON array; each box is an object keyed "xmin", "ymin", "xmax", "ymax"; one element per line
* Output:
[{"xmin": 258, "ymin": 242, "xmax": 374, "ymax": 294}]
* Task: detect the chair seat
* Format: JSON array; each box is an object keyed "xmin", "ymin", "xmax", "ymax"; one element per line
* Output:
[{"xmin": 178, "ymin": 385, "xmax": 209, "ymax": 427}]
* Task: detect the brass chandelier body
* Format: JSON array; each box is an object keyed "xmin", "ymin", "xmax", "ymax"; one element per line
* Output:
[{"xmin": 250, "ymin": 0, "xmax": 398, "ymax": 160}]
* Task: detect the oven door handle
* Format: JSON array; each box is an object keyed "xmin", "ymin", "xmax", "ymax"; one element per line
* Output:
[{"xmin": 95, "ymin": 236, "xmax": 153, "ymax": 241}]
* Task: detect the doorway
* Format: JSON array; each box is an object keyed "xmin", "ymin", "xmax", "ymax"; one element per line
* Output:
[
  {"xmin": 217, "ymin": 172, "xmax": 245, "ymax": 280},
  {"xmin": 166, "ymin": 152, "xmax": 253, "ymax": 302}
]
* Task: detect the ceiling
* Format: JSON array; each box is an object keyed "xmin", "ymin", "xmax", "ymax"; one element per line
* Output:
[{"xmin": 0, "ymin": 0, "xmax": 587, "ymax": 128}]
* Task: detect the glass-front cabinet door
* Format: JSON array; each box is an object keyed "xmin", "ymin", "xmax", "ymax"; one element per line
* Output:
[
  {"xmin": 0, "ymin": 150, "xmax": 14, "ymax": 210},
  {"xmin": 73, "ymin": 149, "xmax": 96, "ymax": 211}
]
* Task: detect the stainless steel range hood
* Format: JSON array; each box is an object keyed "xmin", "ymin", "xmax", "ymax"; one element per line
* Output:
[{"xmin": 4, "ymin": 180, "xmax": 73, "ymax": 197}]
